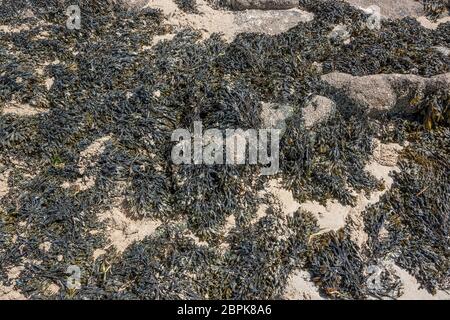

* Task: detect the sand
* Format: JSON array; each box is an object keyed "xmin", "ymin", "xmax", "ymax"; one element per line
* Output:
[
  {"xmin": 0, "ymin": 169, "xmax": 10, "ymax": 198},
  {"xmin": 97, "ymin": 202, "xmax": 161, "ymax": 254},
  {"xmin": 0, "ymin": 263, "xmax": 29, "ymax": 300},
  {"xmin": 2, "ymin": 101, "xmax": 48, "ymax": 116},
  {"xmin": 0, "ymin": 24, "xmax": 30, "ymax": 33},
  {"xmin": 0, "ymin": 284, "xmax": 26, "ymax": 300},
  {"xmin": 416, "ymin": 15, "xmax": 450, "ymax": 29}
]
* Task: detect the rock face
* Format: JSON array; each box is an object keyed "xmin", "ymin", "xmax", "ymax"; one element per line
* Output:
[
  {"xmin": 228, "ymin": 0, "xmax": 298, "ymax": 11},
  {"xmin": 322, "ymin": 72, "xmax": 450, "ymax": 115}
]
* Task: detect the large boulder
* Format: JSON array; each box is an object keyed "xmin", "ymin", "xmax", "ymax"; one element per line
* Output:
[{"xmin": 321, "ymin": 72, "xmax": 450, "ymax": 116}]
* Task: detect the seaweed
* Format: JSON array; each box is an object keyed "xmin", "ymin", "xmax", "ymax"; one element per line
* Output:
[
  {"xmin": 417, "ymin": 0, "xmax": 450, "ymax": 21},
  {"xmin": 364, "ymin": 126, "xmax": 450, "ymax": 294},
  {"xmin": 174, "ymin": 0, "xmax": 200, "ymax": 14},
  {"xmin": 280, "ymin": 101, "xmax": 382, "ymax": 207},
  {"xmin": 0, "ymin": 0, "xmax": 449, "ymax": 300}
]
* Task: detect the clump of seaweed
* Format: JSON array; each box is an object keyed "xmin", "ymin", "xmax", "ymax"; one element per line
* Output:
[
  {"xmin": 417, "ymin": 0, "xmax": 450, "ymax": 21},
  {"xmin": 204, "ymin": 0, "xmax": 229, "ymax": 10},
  {"xmin": 174, "ymin": 0, "xmax": 200, "ymax": 14},
  {"xmin": 280, "ymin": 100, "xmax": 382, "ymax": 207},
  {"xmin": 363, "ymin": 86, "xmax": 450, "ymax": 294},
  {"xmin": 364, "ymin": 126, "xmax": 450, "ymax": 294},
  {"xmin": 417, "ymin": 88, "xmax": 449, "ymax": 129},
  {"xmin": 306, "ymin": 229, "xmax": 367, "ymax": 299}
]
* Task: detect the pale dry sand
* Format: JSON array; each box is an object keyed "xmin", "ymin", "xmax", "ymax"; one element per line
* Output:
[
  {"xmin": 0, "ymin": 24, "xmax": 30, "ymax": 33},
  {"xmin": 416, "ymin": 14, "xmax": 450, "ymax": 29},
  {"xmin": 0, "ymin": 170, "xmax": 10, "ymax": 198},
  {"xmin": 97, "ymin": 201, "xmax": 161, "ymax": 254},
  {"xmin": 0, "ymin": 284, "xmax": 26, "ymax": 300},
  {"xmin": 265, "ymin": 179, "xmax": 300, "ymax": 216},
  {"xmin": 0, "ymin": 14, "xmax": 53, "ymax": 34},
  {"xmin": 393, "ymin": 264, "xmax": 450, "ymax": 300},
  {"xmin": 1, "ymin": 259, "xmax": 28, "ymax": 299},
  {"xmin": 279, "ymin": 140, "xmax": 450, "ymax": 299},
  {"xmin": 2, "ymin": 101, "xmax": 48, "ymax": 116},
  {"xmin": 267, "ymin": 140, "xmax": 400, "ymax": 235},
  {"xmin": 278, "ymin": 140, "xmax": 423, "ymax": 300},
  {"xmin": 284, "ymin": 269, "xmax": 324, "ymax": 300}
]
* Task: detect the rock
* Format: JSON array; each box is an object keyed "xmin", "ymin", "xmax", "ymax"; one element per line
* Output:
[
  {"xmin": 261, "ymin": 102, "xmax": 293, "ymax": 133},
  {"xmin": 311, "ymin": 62, "xmax": 323, "ymax": 74},
  {"xmin": 433, "ymin": 46, "xmax": 450, "ymax": 56},
  {"xmin": 302, "ymin": 95, "xmax": 336, "ymax": 128},
  {"xmin": 328, "ymin": 24, "xmax": 351, "ymax": 43},
  {"xmin": 44, "ymin": 283, "xmax": 60, "ymax": 295},
  {"xmin": 321, "ymin": 72, "xmax": 450, "ymax": 116},
  {"xmin": 372, "ymin": 138, "xmax": 404, "ymax": 167},
  {"xmin": 343, "ymin": 0, "xmax": 424, "ymax": 19},
  {"xmin": 38, "ymin": 241, "xmax": 52, "ymax": 252},
  {"xmin": 228, "ymin": 0, "xmax": 299, "ymax": 11},
  {"xmin": 233, "ymin": 9, "xmax": 314, "ymax": 35},
  {"xmin": 344, "ymin": 0, "xmax": 450, "ymax": 29}
]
